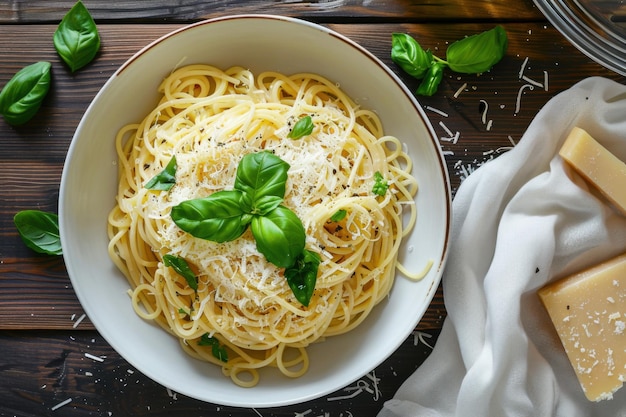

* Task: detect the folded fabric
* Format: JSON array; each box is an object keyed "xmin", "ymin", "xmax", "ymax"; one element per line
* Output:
[{"xmin": 378, "ymin": 77, "xmax": 626, "ymax": 417}]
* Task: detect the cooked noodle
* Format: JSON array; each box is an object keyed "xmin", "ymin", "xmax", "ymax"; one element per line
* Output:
[{"xmin": 107, "ymin": 64, "xmax": 423, "ymax": 386}]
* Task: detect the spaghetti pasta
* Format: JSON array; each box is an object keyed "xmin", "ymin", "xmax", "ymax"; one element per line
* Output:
[{"xmin": 107, "ymin": 64, "xmax": 423, "ymax": 386}]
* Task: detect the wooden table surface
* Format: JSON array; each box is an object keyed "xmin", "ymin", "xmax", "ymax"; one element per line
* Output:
[{"xmin": 1, "ymin": 1, "xmax": 624, "ymax": 416}]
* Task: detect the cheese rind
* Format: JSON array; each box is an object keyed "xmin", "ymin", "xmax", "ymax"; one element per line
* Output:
[
  {"xmin": 539, "ymin": 253, "xmax": 626, "ymax": 401},
  {"xmin": 559, "ymin": 126, "xmax": 626, "ymax": 216}
]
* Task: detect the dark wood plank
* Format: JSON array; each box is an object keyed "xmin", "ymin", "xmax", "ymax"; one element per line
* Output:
[
  {"xmin": 0, "ymin": 3, "xmax": 624, "ymax": 416},
  {"xmin": 0, "ymin": 328, "xmax": 440, "ymax": 416},
  {"xmin": 0, "ymin": 0, "xmax": 543, "ymax": 24},
  {"xmin": 1, "ymin": 21, "xmax": 624, "ymax": 332}
]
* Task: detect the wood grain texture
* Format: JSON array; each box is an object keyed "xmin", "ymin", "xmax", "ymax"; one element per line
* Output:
[
  {"xmin": 0, "ymin": 328, "xmax": 440, "ymax": 416},
  {"xmin": 0, "ymin": 0, "xmax": 544, "ymax": 23},
  {"xmin": 1, "ymin": 1, "xmax": 625, "ymax": 414},
  {"xmin": 1, "ymin": 20, "xmax": 624, "ymax": 331}
]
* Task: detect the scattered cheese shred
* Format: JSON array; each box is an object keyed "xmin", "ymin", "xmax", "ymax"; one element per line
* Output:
[
  {"xmin": 479, "ymin": 99, "xmax": 489, "ymax": 124},
  {"xmin": 72, "ymin": 313, "xmax": 86, "ymax": 328},
  {"xmin": 518, "ymin": 56, "xmax": 529, "ymax": 79},
  {"xmin": 425, "ymin": 105, "xmax": 448, "ymax": 117},
  {"xmin": 521, "ymin": 75, "xmax": 543, "ymax": 89},
  {"xmin": 51, "ymin": 398, "xmax": 72, "ymax": 411},
  {"xmin": 453, "ymin": 82, "xmax": 467, "ymax": 98},
  {"xmin": 84, "ymin": 352, "xmax": 104, "ymax": 362},
  {"xmin": 439, "ymin": 120, "xmax": 454, "ymax": 137},
  {"xmin": 515, "ymin": 84, "xmax": 534, "ymax": 114}
]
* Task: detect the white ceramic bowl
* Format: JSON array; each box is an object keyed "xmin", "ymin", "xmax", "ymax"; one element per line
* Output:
[{"xmin": 59, "ymin": 15, "xmax": 451, "ymax": 407}]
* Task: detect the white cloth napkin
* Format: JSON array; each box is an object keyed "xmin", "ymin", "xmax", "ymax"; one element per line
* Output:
[{"xmin": 378, "ymin": 77, "xmax": 626, "ymax": 417}]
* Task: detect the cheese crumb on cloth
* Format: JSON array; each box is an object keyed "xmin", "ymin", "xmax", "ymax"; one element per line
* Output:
[{"xmin": 378, "ymin": 77, "xmax": 626, "ymax": 417}]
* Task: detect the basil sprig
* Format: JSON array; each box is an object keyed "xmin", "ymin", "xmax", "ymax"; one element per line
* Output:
[
  {"xmin": 445, "ymin": 26, "xmax": 509, "ymax": 74},
  {"xmin": 171, "ymin": 151, "xmax": 318, "ymax": 306},
  {"xmin": 14, "ymin": 210, "xmax": 62, "ymax": 255},
  {"xmin": 0, "ymin": 61, "xmax": 51, "ymax": 125},
  {"xmin": 171, "ymin": 190, "xmax": 250, "ymax": 243},
  {"xmin": 391, "ymin": 35, "xmax": 433, "ymax": 79},
  {"xmin": 198, "ymin": 333, "xmax": 228, "ymax": 362},
  {"xmin": 287, "ymin": 115, "xmax": 314, "ymax": 139},
  {"xmin": 250, "ymin": 205, "xmax": 306, "ymax": 268},
  {"xmin": 163, "ymin": 254, "xmax": 198, "ymax": 292},
  {"xmin": 391, "ymin": 26, "xmax": 508, "ymax": 96},
  {"xmin": 284, "ymin": 250, "xmax": 320, "ymax": 306},
  {"xmin": 53, "ymin": 1, "xmax": 100, "ymax": 72},
  {"xmin": 233, "ymin": 151, "xmax": 288, "ymax": 215},
  {"xmin": 145, "ymin": 156, "xmax": 177, "ymax": 191}
]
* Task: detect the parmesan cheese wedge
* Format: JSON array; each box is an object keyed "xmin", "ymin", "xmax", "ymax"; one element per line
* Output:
[
  {"xmin": 559, "ymin": 127, "xmax": 626, "ymax": 216},
  {"xmin": 538, "ymin": 253, "xmax": 626, "ymax": 401}
]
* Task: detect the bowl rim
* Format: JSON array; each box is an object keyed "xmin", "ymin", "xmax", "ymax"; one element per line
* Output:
[{"xmin": 59, "ymin": 14, "xmax": 452, "ymax": 407}]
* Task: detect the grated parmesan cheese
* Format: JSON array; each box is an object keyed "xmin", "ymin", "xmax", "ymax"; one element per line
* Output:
[
  {"xmin": 72, "ymin": 313, "xmax": 86, "ymax": 328},
  {"xmin": 51, "ymin": 398, "xmax": 72, "ymax": 411},
  {"xmin": 453, "ymin": 82, "xmax": 467, "ymax": 98},
  {"xmin": 84, "ymin": 352, "xmax": 104, "ymax": 362}
]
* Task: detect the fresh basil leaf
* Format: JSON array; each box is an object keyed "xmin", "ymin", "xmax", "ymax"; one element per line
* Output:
[
  {"xmin": 446, "ymin": 25, "xmax": 508, "ymax": 74},
  {"xmin": 234, "ymin": 151, "xmax": 289, "ymax": 215},
  {"xmin": 0, "ymin": 61, "xmax": 51, "ymax": 126},
  {"xmin": 179, "ymin": 305, "xmax": 194, "ymax": 315},
  {"xmin": 284, "ymin": 249, "xmax": 320, "ymax": 307},
  {"xmin": 252, "ymin": 195, "xmax": 285, "ymax": 216},
  {"xmin": 416, "ymin": 62, "xmax": 445, "ymax": 97},
  {"xmin": 372, "ymin": 171, "xmax": 389, "ymax": 196},
  {"xmin": 287, "ymin": 115, "xmax": 314, "ymax": 139},
  {"xmin": 251, "ymin": 205, "xmax": 305, "ymax": 268},
  {"xmin": 53, "ymin": 1, "xmax": 100, "ymax": 72},
  {"xmin": 198, "ymin": 333, "xmax": 228, "ymax": 362},
  {"xmin": 13, "ymin": 210, "xmax": 62, "ymax": 255},
  {"xmin": 145, "ymin": 155, "xmax": 177, "ymax": 190},
  {"xmin": 171, "ymin": 190, "xmax": 248, "ymax": 243},
  {"xmin": 390, "ymin": 27, "xmax": 508, "ymax": 96},
  {"xmin": 163, "ymin": 254, "xmax": 198, "ymax": 291},
  {"xmin": 391, "ymin": 33, "xmax": 433, "ymax": 79},
  {"xmin": 330, "ymin": 209, "xmax": 347, "ymax": 222}
]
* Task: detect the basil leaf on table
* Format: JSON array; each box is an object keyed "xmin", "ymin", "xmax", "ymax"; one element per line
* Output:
[
  {"xmin": 284, "ymin": 249, "xmax": 320, "ymax": 307},
  {"xmin": 0, "ymin": 61, "xmax": 51, "ymax": 126},
  {"xmin": 390, "ymin": 26, "xmax": 508, "ymax": 96},
  {"xmin": 171, "ymin": 190, "xmax": 250, "ymax": 243},
  {"xmin": 53, "ymin": 1, "xmax": 100, "ymax": 72},
  {"xmin": 390, "ymin": 33, "xmax": 433, "ymax": 79},
  {"xmin": 287, "ymin": 115, "xmax": 314, "ymax": 139},
  {"xmin": 446, "ymin": 25, "xmax": 508, "ymax": 74},
  {"xmin": 163, "ymin": 254, "xmax": 198, "ymax": 292},
  {"xmin": 234, "ymin": 151, "xmax": 289, "ymax": 215},
  {"xmin": 416, "ymin": 62, "xmax": 445, "ymax": 97},
  {"xmin": 145, "ymin": 155, "xmax": 177, "ymax": 191},
  {"xmin": 13, "ymin": 210, "xmax": 62, "ymax": 255},
  {"xmin": 251, "ymin": 205, "xmax": 306, "ymax": 269}
]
